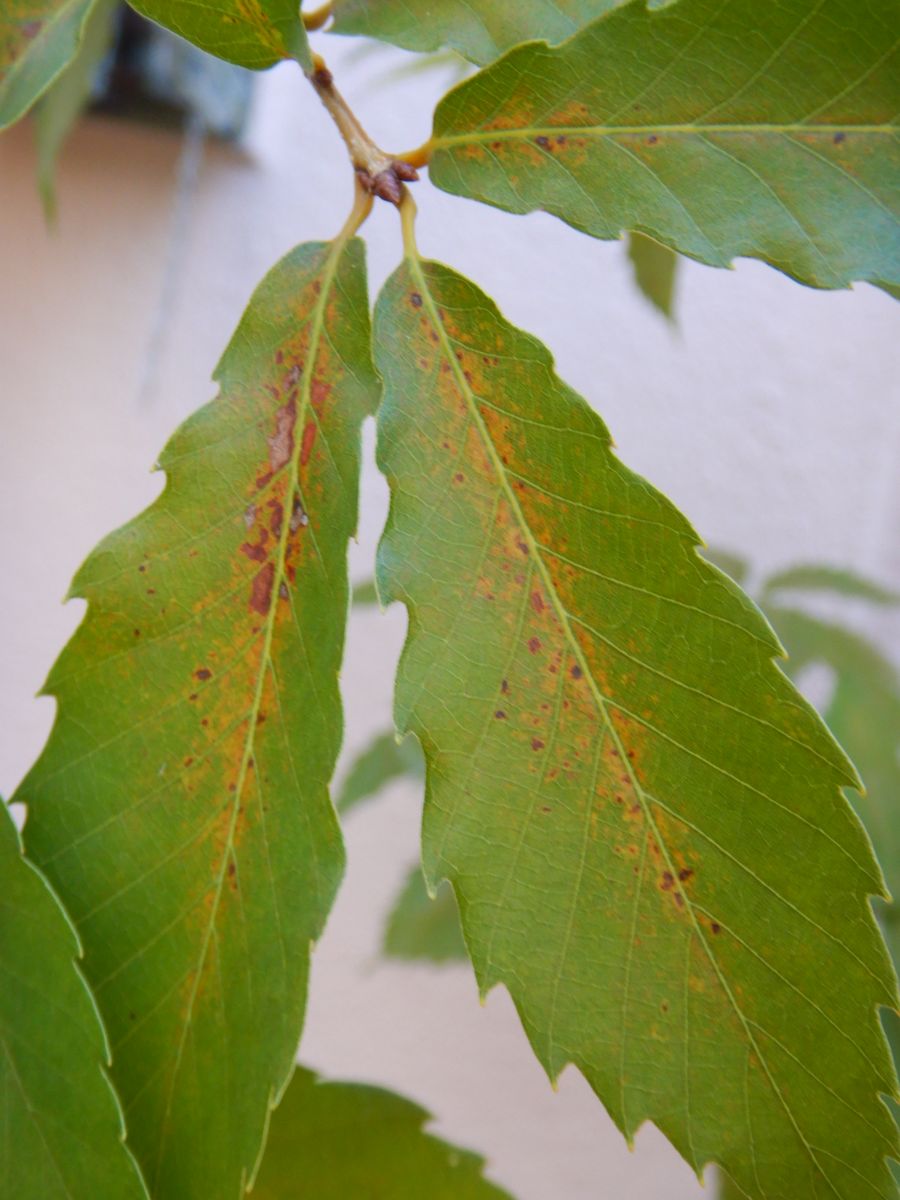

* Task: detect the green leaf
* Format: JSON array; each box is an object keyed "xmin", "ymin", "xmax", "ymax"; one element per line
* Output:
[
  {"xmin": 767, "ymin": 607, "xmax": 900, "ymax": 934},
  {"xmin": 331, "ymin": 0, "xmax": 633, "ymax": 68},
  {"xmin": 762, "ymin": 564, "xmax": 900, "ymax": 607},
  {"xmin": 0, "ymin": 0, "xmax": 94, "ymax": 130},
  {"xmin": 628, "ymin": 231, "xmax": 678, "ymax": 319},
  {"xmin": 253, "ymin": 1066, "xmax": 512, "ymax": 1198},
  {"xmin": 699, "ymin": 548, "xmax": 750, "ymax": 587},
  {"xmin": 428, "ymin": 0, "xmax": 900, "ymax": 289},
  {"xmin": 34, "ymin": 0, "xmax": 117, "ymax": 221},
  {"xmin": 15, "ymin": 235, "xmax": 378, "ymax": 1199},
  {"xmin": 125, "ymin": 0, "xmax": 311, "ymax": 71},
  {"xmin": 337, "ymin": 730, "xmax": 424, "ymax": 815},
  {"xmin": 0, "ymin": 803, "xmax": 148, "ymax": 1200},
  {"xmin": 374, "ymin": 249, "xmax": 899, "ymax": 1198},
  {"xmin": 351, "ymin": 576, "xmax": 380, "ymax": 606},
  {"xmin": 384, "ymin": 867, "xmax": 467, "ymax": 963}
]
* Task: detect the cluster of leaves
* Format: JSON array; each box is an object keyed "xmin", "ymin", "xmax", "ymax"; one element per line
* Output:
[{"xmin": 2, "ymin": 1, "xmax": 898, "ymax": 1198}]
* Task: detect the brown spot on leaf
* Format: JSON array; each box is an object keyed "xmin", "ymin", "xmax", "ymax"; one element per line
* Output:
[
  {"xmin": 571, "ymin": 664, "xmax": 583, "ymax": 679},
  {"xmin": 833, "ymin": 131, "xmax": 846, "ymax": 144},
  {"xmin": 531, "ymin": 738, "xmax": 545, "ymax": 751},
  {"xmin": 268, "ymin": 401, "xmax": 296, "ymax": 471},
  {"xmin": 410, "ymin": 292, "xmax": 423, "ymax": 307},
  {"xmin": 241, "ymin": 541, "xmax": 268, "ymax": 562},
  {"xmin": 195, "ymin": 668, "xmax": 212, "ymax": 681},
  {"xmin": 661, "ymin": 871, "xmax": 675, "ymax": 891},
  {"xmin": 528, "ymin": 637, "xmax": 541, "ymax": 654},
  {"xmin": 250, "ymin": 562, "xmax": 275, "ymax": 615},
  {"xmin": 530, "ymin": 591, "xmax": 545, "ymax": 614},
  {"xmin": 300, "ymin": 421, "xmax": 317, "ymax": 466},
  {"xmin": 494, "ymin": 710, "xmax": 507, "ymax": 720}
]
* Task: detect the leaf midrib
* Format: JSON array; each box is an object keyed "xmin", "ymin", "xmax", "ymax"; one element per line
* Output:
[
  {"xmin": 406, "ymin": 251, "xmax": 841, "ymax": 1191},
  {"xmin": 149, "ymin": 237, "xmax": 347, "ymax": 1190},
  {"xmin": 434, "ymin": 122, "xmax": 896, "ymax": 150}
]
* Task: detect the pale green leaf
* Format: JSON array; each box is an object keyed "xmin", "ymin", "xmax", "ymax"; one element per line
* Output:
[
  {"xmin": 0, "ymin": 0, "xmax": 94, "ymax": 129},
  {"xmin": 374, "ymin": 250, "xmax": 899, "ymax": 1198},
  {"xmin": 253, "ymin": 1066, "xmax": 512, "ymax": 1198},
  {"xmin": 15, "ymin": 236, "xmax": 379, "ymax": 1199},
  {"xmin": 429, "ymin": 0, "xmax": 900, "ymax": 289},
  {"xmin": 0, "ymin": 803, "xmax": 148, "ymax": 1200},
  {"xmin": 331, "ymin": 0, "xmax": 633, "ymax": 68},
  {"xmin": 125, "ymin": 0, "xmax": 311, "ymax": 70},
  {"xmin": 337, "ymin": 730, "xmax": 424, "ymax": 814},
  {"xmin": 628, "ymin": 231, "xmax": 678, "ymax": 319},
  {"xmin": 34, "ymin": 0, "xmax": 117, "ymax": 221},
  {"xmin": 762, "ymin": 564, "xmax": 900, "ymax": 607},
  {"xmin": 384, "ymin": 867, "xmax": 467, "ymax": 963}
]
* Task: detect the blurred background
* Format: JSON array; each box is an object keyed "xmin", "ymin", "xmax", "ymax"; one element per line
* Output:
[{"xmin": 1, "ymin": 13, "xmax": 898, "ymax": 1198}]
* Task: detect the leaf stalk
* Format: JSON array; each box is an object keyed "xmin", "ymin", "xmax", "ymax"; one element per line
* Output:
[{"xmin": 308, "ymin": 56, "xmax": 420, "ymax": 206}]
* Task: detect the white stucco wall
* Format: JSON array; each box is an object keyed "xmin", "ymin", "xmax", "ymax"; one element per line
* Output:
[{"xmin": 1, "ymin": 34, "xmax": 897, "ymax": 1200}]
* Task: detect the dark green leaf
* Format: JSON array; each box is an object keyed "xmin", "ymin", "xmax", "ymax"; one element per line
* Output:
[
  {"xmin": 15, "ymin": 236, "xmax": 378, "ymax": 1199},
  {"xmin": 628, "ymin": 231, "xmax": 678, "ymax": 319},
  {"xmin": 384, "ymin": 867, "xmax": 467, "ymax": 963},
  {"xmin": 337, "ymin": 730, "xmax": 424, "ymax": 814},
  {"xmin": 253, "ymin": 1066, "xmax": 512, "ymax": 1198},
  {"xmin": 125, "ymin": 0, "xmax": 311, "ymax": 70},
  {"xmin": 429, "ymin": 0, "xmax": 900, "ymax": 289},
  {"xmin": 0, "ymin": 0, "xmax": 94, "ymax": 129},
  {"xmin": 0, "ymin": 803, "xmax": 148, "ymax": 1200},
  {"xmin": 374, "ymin": 249, "xmax": 898, "ymax": 1198},
  {"xmin": 34, "ymin": 0, "xmax": 117, "ymax": 221}
]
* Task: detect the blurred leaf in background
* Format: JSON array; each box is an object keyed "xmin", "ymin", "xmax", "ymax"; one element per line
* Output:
[{"xmin": 253, "ymin": 1066, "xmax": 511, "ymax": 1199}]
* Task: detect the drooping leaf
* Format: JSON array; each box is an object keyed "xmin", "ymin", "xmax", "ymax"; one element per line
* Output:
[
  {"xmin": 125, "ymin": 0, "xmax": 311, "ymax": 71},
  {"xmin": 15, "ymin": 235, "xmax": 378, "ymax": 1199},
  {"xmin": 337, "ymin": 730, "xmax": 424, "ymax": 814},
  {"xmin": 0, "ymin": 0, "xmax": 95, "ymax": 129},
  {"xmin": 428, "ymin": 0, "xmax": 900, "ymax": 289},
  {"xmin": 384, "ymin": 867, "xmax": 467, "ymax": 963},
  {"xmin": 628, "ymin": 231, "xmax": 678, "ymax": 319},
  {"xmin": 762, "ymin": 564, "xmax": 900, "ymax": 607},
  {"xmin": 34, "ymin": 0, "xmax": 117, "ymax": 221},
  {"xmin": 331, "ymin": 0, "xmax": 635, "ymax": 68},
  {"xmin": 0, "ymin": 803, "xmax": 148, "ymax": 1200},
  {"xmin": 253, "ymin": 1066, "xmax": 512, "ymax": 1199},
  {"xmin": 374, "ymin": 248, "xmax": 899, "ymax": 1198}
]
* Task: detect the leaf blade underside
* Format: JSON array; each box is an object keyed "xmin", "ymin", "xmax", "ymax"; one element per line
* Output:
[
  {"xmin": 374, "ymin": 255, "xmax": 899, "ymax": 1198},
  {"xmin": 0, "ymin": 804, "xmax": 149, "ymax": 1200},
  {"xmin": 330, "ymin": 0, "xmax": 632, "ymax": 67},
  {"xmin": 125, "ymin": 0, "xmax": 311, "ymax": 71},
  {"xmin": 253, "ymin": 1066, "xmax": 512, "ymax": 1198},
  {"xmin": 0, "ymin": 0, "xmax": 94, "ymax": 130},
  {"xmin": 429, "ymin": 0, "xmax": 900, "ymax": 289},
  {"xmin": 15, "ymin": 237, "xmax": 378, "ymax": 1199}
]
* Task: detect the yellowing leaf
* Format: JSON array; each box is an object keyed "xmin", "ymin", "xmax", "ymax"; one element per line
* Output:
[
  {"xmin": 253, "ymin": 1066, "xmax": 512, "ymax": 1198},
  {"xmin": 0, "ymin": 803, "xmax": 148, "ymax": 1200},
  {"xmin": 126, "ymin": 0, "xmax": 311, "ymax": 71},
  {"xmin": 15, "ymin": 235, "xmax": 378, "ymax": 1199},
  {"xmin": 374, "ymin": 242, "xmax": 899, "ymax": 1198},
  {"xmin": 0, "ymin": 0, "xmax": 94, "ymax": 129},
  {"xmin": 429, "ymin": 0, "xmax": 900, "ymax": 289}
]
